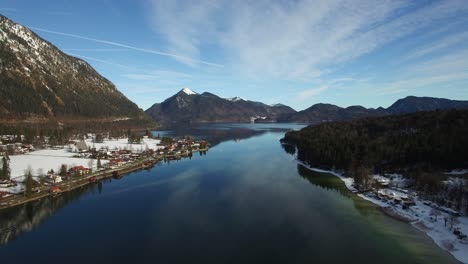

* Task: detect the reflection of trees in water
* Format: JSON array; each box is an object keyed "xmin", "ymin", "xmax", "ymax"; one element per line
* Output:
[
  {"xmin": 295, "ymin": 164, "xmax": 375, "ymax": 217},
  {"xmin": 0, "ymin": 181, "xmax": 107, "ymax": 246},
  {"xmin": 297, "ymin": 164, "xmax": 351, "ymax": 197},
  {"xmin": 280, "ymin": 142, "xmax": 296, "ymax": 155},
  {"xmin": 161, "ymin": 125, "xmax": 267, "ymax": 147}
]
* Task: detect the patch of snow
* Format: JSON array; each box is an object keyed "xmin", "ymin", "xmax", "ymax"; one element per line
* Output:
[
  {"xmin": 445, "ymin": 169, "xmax": 468, "ymax": 175},
  {"xmin": 181, "ymin": 87, "xmax": 197, "ymax": 95},
  {"xmin": 227, "ymin": 96, "xmax": 246, "ymax": 102},
  {"xmin": 113, "ymin": 117, "xmax": 131, "ymax": 122},
  {"xmin": 82, "ymin": 137, "xmax": 164, "ymax": 152},
  {"xmin": 176, "ymin": 96, "xmax": 188, "ymax": 109}
]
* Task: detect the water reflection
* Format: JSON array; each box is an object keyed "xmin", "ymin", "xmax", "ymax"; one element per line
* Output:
[
  {"xmin": 0, "ymin": 123, "xmax": 458, "ymax": 264},
  {"xmin": 156, "ymin": 123, "xmax": 303, "ymax": 147},
  {"xmin": 0, "ymin": 182, "xmax": 103, "ymax": 246},
  {"xmin": 295, "ymin": 164, "xmax": 377, "ymax": 217}
]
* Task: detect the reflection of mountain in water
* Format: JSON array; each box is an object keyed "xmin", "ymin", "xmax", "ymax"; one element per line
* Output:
[
  {"xmin": 0, "ymin": 181, "xmax": 105, "ymax": 246},
  {"xmin": 158, "ymin": 125, "xmax": 271, "ymax": 147}
]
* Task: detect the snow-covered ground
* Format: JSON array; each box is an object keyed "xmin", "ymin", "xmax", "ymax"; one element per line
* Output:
[
  {"xmin": 8, "ymin": 148, "xmax": 108, "ymax": 181},
  {"xmin": 1, "ymin": 137, "xmax": 163, "ymax": 194},
  {"xmin": 445, "ymin": 169, "xmax": 468, "ymax": 175},
  {"xmin": 0, "ymin": 148, "xmax": 107, "ymax": 194},
  {"xmin": 295, "ymin": 159, "xmax": 468, "ymax": 264},
  {"xmin": 81, "ymin": 137, "xmax": 163, "ymax": 152}
]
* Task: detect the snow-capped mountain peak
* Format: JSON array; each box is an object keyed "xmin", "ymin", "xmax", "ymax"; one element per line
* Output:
[{"xmin": 181, "ymin": 87, "xmax": 197, "ymax": 95}]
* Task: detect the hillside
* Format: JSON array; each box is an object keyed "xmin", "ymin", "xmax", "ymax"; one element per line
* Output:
[
  {"xmin": 0, "ymin": 15, "xmax": 153, "ymax": 128},
  {"xmin": 281, "ymin": 109, "xmax": 468, "ymax": 172},
  {"xmin": 387, "ymin": 96, "xmax": 468, "ymax": 114}
]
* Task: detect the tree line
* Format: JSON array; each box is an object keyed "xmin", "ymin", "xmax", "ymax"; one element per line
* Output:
[{"xmin": 282, "ymin": 109, "xmax": 468, "ymax": 187}]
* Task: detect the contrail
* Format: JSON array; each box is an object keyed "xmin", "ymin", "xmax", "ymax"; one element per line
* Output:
[
  {"xmin": 66, "ymin": 52, "xmax": 139, "ymax": 70},
  {"xmin": 63, "ymin": 48, "xmax": 127, "ymax": 52},
  {"xmin": 29, "ymin": 26, "xmax": 223, "ymax": 67}
]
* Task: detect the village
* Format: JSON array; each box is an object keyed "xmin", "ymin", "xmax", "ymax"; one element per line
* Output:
[{"xmin": 0, "ymin": 133, "xmax": 209, "ymax": 209}]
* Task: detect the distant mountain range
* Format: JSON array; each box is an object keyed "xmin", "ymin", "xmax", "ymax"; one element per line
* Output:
[
  {"xmin": 145, "ymin": 88, "xmax": 296, "ymax": 123},
  {"xmin": 147, "ymin": 89, "xmax": 468, "ymax": 124},
  {"xmin": 0, "ymin": 15, "xmax": 152, "ymax": 127},
  {"xmin": 279, "ymin": 96, "xmax": 468, "ymax": 123}
]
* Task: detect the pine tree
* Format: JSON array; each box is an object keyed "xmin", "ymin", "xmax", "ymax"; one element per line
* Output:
[
  {"xmin": 1, "ymin": 154, "xmax": 10, "ymax": 180},
  {"xmin": 97, "ymin": 157, "xmax": 102, "ymax": 170},
  {"xmin": 59, "ymin": 164, "xmax": 68, "ymax": 176},
  {"xmin": 24, "ymin": 168, "xmax": 33, "ymax": 197}
]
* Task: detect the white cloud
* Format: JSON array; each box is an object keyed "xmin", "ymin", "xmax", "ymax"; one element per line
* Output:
[
  {"xmin": 122, "ymin": 70, "xmax": 191, "ymax": 81},
  {"xmin": 146, "ymin": 0, "xmax": 222, "ymax": 67},
  {"xmin": 404, "ymin": 31, "xmax": 468, "ymax": 61},
  {"xmin": 297, "ymin": 86, "xmax": 329, "ymax": 100},
  {"xmin": 145, "ymin": 0, "xmax": 468, "ymax": 81},
  {"xmin": 295, "ymin": 78, "xmax": 354, "ymax": 100},
  {"xmin": 374, "ymin": 47, "xmax": 468, "ymax": 95}
]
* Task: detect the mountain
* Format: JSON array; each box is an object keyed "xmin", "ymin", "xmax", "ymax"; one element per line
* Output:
[
  {"xmin": 279, "ymin": 96, "xmax": 468, "ymax": 123},
  {"xmin": 277, "ymin": 103, "xmax": 386, "ymax": 123},
  {"xmin": 0, "ymin": 15, "xmax": 152, "ymax": 127},
  {"xmin": 387, "ymin": 96, "xmax": 468, "ymax": 114},
  {"xmin": 145, "ymin": 88, "xmax": 296, "ymax": 123}
]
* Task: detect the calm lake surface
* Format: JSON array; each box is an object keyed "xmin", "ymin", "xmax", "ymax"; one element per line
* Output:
[{"xmin": 0, "ymin": 123, "xmax": 457, "ymax": 263}]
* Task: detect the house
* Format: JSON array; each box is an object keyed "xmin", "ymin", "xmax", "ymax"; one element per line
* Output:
[
  {"xmin": 109, "ymin": 159, "xmax": 125, "ymax": 167},
  {"xmin": 75, "ymin": 140, "xmax": 88, "ymax": 152},
  {"xmin": 47, "ymin": 173, "xmax": 62, "ymax": 184},
  {"xmin": 69, "ymin": 166, "xmax": 90, "ymax": 175}
]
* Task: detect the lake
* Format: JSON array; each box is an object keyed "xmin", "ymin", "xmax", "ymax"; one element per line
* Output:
[{"xmin": 0, "ymin": 123, "xmax": 457, "ymax": 263}]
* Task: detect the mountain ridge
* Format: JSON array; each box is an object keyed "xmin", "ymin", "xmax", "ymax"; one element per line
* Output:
[
  {"xmin": 0, "ymin": 15, "xmax": 154, "ymax": 127},
  {"xmin": 147, "ymin": 90, "xmax": 468, "ymax": 124}
]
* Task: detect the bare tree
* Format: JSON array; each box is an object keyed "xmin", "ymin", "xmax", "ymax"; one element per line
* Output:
[
  {"xmin": 449, "ymin": 215, "xmax": 459, "ymax": 230},
  {"xmin": 88, "ymin": 159, "xmax": 94, "ymax": 174},
  {"xmin": 430, "ymin": 208, "xmax": 441, "ymax": 222}
]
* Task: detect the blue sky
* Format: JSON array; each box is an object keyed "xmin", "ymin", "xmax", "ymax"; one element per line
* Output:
[{"xmin": 1, "ymin": 0, "xmax": 468, "ymax": 111}]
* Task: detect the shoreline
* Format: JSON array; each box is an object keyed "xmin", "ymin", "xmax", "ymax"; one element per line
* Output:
[
  {"xmin": 0, "ymin": 148, "xmax": 210, "ymax": 211},
  {"xmin": 0, "ymin": 160, "xmax": 150, "ymax": 210},
  {"xmin": 295, "ymin": 159, "xmax": 467, "ymax": 264}
]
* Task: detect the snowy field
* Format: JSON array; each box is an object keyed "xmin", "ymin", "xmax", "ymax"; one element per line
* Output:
[
  {"xmin": 294, "ymin": 159, "xmax": 468, "ymax": 264},
  {"xmin": 82, "ymin": 137, "xmax": 163, "ymax": 152},
  {"xmin": 7, "ymin": 137, "xmax": 163, "ymax": 181},
  {"xmin": 1, "ymin": 137, "xmax": 163, "ymax": 194},
  {"xmin": 8, "ymin": 148, "xmax": 108, "ymax": 181}
]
